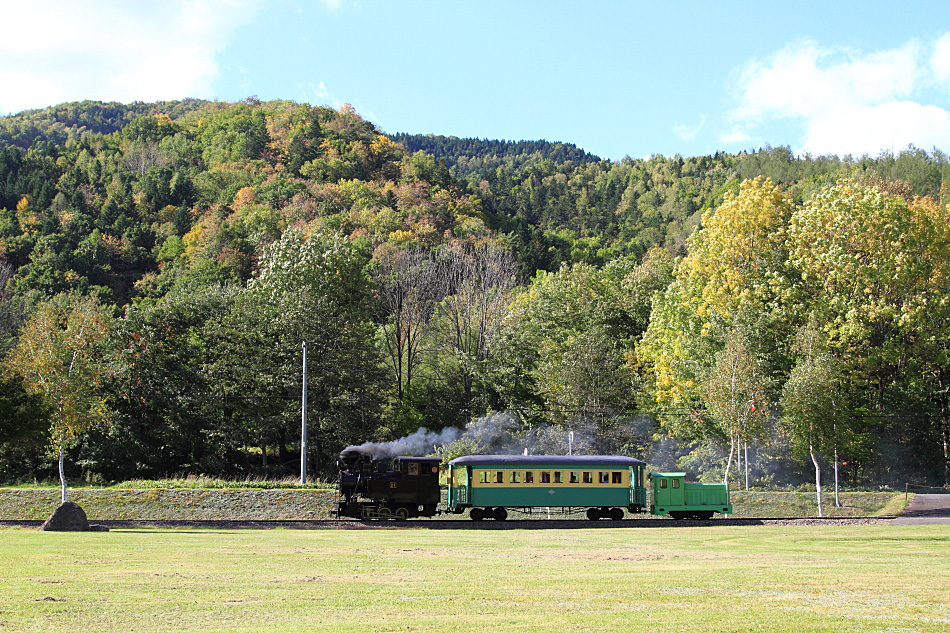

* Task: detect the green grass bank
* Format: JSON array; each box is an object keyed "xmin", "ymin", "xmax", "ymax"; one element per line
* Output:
[{"xmin": 0, "ymin": 488, "xmax": 908, "ymax": 521}]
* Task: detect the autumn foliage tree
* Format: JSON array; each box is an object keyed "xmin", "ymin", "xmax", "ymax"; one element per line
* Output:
[{"xmin": 4, "ymin": 294, "xmax": 115, "ymax": 501}]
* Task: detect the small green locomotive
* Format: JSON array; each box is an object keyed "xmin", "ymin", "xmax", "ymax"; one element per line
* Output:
[{"xmin": 648, "ymin": 472, "xmax": 732, "ymax": 520}]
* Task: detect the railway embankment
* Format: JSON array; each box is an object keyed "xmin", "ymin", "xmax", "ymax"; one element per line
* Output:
[{"xmin": 0, "ymin": 488, "xmax": 909, "ymax": 522}]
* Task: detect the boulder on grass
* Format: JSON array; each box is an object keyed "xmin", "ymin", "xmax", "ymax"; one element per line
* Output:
[{"xmin": 42, "ymin": 501, "xmax": 90, "ymax": 531}]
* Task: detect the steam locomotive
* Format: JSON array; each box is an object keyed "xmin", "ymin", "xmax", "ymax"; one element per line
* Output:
[
  {"xmin": 337, "ymin": 449, "xmax": 733, "ymax": 521},
  {"xmin": 337, "ymin": 449, "xmax": 441, "ymax": 520}
]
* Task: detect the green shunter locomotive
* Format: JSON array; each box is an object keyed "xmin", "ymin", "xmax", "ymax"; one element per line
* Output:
[{"xmin": 648, "ymin": 472, "xmax": 732, "ymax": 520}]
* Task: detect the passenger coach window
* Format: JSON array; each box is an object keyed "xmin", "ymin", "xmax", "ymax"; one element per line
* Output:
[
  {"xmin": 570, "ymin": 472, "xmax": 579, "ymax": 483},
  {"xmin": 599, "ymin": 472, "xmax": 609, "ymax": 484},
  {"xmin": 480, "ymin": 471, "xmax": 489, "ymax": 484},
  {"xmin": 495, "ymin": 471, "xmax": 504, "ymax": 484},
  {"xmin": 525, "ymin": 472, "xmax": 534, "ymax": 483},
  {"xmin": 554, "ymin": 472, "xmax": 563, "ymax": 484},
  {"xmin": 612, "ymin": 472, "xmax": 623, "ymax": 484},
  {"xmin": 540, "ymin": 471, "xmax": 550, "ymax": 483},
  {"xmin": 511, "ymin": 472, "xmax": 521, "ymax": 484},
  {"xmin": 583, "ymin": 472, "xmax": 593, "ymax": 484}
]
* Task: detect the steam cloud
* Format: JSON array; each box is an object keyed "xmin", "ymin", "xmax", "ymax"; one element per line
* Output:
[
  {"xmin": 344, "ymin": 427, "xmax": 463, "ymax": 460},
  {"xmin": 344, "ymin": 412, "xmax": 597, "ymax": 460}
]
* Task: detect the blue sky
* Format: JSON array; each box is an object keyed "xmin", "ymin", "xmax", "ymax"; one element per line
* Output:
[{"xmin": 2, "ymin": 0, "xmax": 950, "ymax": 161}]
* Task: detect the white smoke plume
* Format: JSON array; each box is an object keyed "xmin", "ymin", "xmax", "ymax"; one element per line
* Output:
[
  {"xmin": 343, "ymin": 412, "xmax": 597, "ymax": 461},
  {"xmin": 344, "ymin": 427, "xmax": 462, "ymax": 460}
]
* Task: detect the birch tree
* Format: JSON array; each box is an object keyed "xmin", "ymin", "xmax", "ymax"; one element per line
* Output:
[
  {"xmin": 781, "ymin": 351, "xmax": 844, "ymax": 516},
  {"xmin": 698, "ymin": 329, "xmax": 770, "ymax": 486},
  {"xmin": 4, "ymin": 294, "xmax": 114, "ymax": 503}
]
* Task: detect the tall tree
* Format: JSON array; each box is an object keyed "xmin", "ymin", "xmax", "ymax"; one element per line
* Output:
[
  {"xmin": 781, "ymin": 349, "xmax": 845, "ymax": 517},
  {"xmin": 224, "ymin": 228, "xmax": 383, "ymax": 476},
  {"xmin": 434, "ymin": 241, "xmax": 518, "ymax": 417},
  {"xmin": 371, "ymin": 244, "xmax": 444, "ymax": 404},
  {"xmin": 4, "ymin": 294, "xmax": 115, "ymax": 502},
  {"xmin": 698, "ymin": 329, "xmax": 770, "ymax": 486},
  {"xmin": 788, "ymin": 180, "xmax": 950, "ymax": 482}
]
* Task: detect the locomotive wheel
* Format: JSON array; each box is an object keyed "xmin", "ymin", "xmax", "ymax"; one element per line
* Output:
[
  {"xmin": 586, "ymin": 508, "xmax": 601, "ymax": 521},
  {"xmin": 395, "ymin": 507, "xmax": 409, "ymax": 521},
  {"xmin": 377, "ymin": 507, "xmax": 392, "ymax": 520},
  {"xmin": 493, "ymin": 507, "xmax": 508, "ymax": 521},
  {"xmin": 609, "ymin": 507, "xmax": 624, "ymax": 521},
  {"xmin": 470, "ymin": 508, "xmax": 485, "ymax": 521},
  {"xmin": 669, "ymin": 511, "xmax": 685, "ymax": 520}
]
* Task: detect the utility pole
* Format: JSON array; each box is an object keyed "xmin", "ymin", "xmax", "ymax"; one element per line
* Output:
[{"xmin": 301, "ymin": 341, "xmax": 308, "ymax": 484}]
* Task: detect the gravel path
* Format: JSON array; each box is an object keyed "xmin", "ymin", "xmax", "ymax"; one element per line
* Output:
[{"xmin": 890, "ymin": 494, "xmax": 950, "ymax": 525}]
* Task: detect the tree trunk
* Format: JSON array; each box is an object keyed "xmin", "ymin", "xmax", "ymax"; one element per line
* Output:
[
  {"xmin": 59, "ymin": 445, "xmax": 67, "ymax": 504},
  {"xmin": 833, "ymin": 442, "xmax": 840, "ymax": 508},
  {"xmin": 943, "ymin": 417, "xmax": 949, "ymax": 488},
  {"xmin": 736, "ymin": 443, "xmax": 742, "ymax": 483},
  {"xmin": 723, "ymin": 436, "xmax": 735, "ymax": 485},
  {"xmin": 744, "ymin": 441, "xmax": 750, "ymax": 491},
  {"xmin": 810, "ymin": 441, "xmax": 823, "ymax": 517}
]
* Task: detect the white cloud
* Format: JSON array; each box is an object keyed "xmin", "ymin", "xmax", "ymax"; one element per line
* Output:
[
  {"xmin": 0, "ymin": 0, "xmax": 262, "ymax": 114},
  {"xmin": 718, "ymin": 127, "xmax": 753, "ymax": 146},
  {"xmin": 299, "ymin": 81, "xmax": 340, "ymax": 108},
  {"xmin": 728, "ymin": 35, "xmax": 950, "ymax": 156},
  {"xmin": 803, "ymin": 101, "xmax": 950, "ymax": 156},
  {"xmin": 932, "ymin": 33, "xmax": 950, "ymax": 82},
  {"xmin": 673, "ymin": 115, "xmax": 706, "ymax": 141}
]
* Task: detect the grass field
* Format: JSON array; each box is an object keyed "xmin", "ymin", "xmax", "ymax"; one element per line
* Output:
[{"xmin": 1, "ymin": 524, "xmax": 947, "ymax": 632}]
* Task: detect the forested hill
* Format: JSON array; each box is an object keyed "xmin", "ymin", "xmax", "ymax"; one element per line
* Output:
[
  {"xmin": 390, "ymin": 133, "xmax": 600, "ymax": 175},
  {"xmin": 0, "ymin": 99, "xmax": 212, "ymax": 149},
  {"xmin": 2, "ymin": 98, "xmax": 950, "ymax": 489}
]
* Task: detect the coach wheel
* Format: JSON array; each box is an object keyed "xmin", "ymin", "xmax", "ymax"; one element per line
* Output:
[
  {"xmin": 395, "ymin": 507, "xmax": 409, "ymax": 521},
  {"xmin": 470, "ymin": 508, "xmax": 485, "ymax": 522},
  {"xmin": 493, "ymin": 507, "xmax": 508, "ymax": 522},
  {"xmin": 586, "ymin": 508, "xmax": 601, "ymax": 521},
  {"xmin": 698, "ymin": 511, "xmax": 714, "ymax": 520},
  {"xmin": 609, "ymin": 507, "xmax": 624, "ymax": 521}
]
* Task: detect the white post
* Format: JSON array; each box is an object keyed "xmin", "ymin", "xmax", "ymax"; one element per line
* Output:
[
  {"xmin": 744, "ymin": 441, "xmax": 749, "ymax": 491},
  {"xmin": 301, "ymin": 341, "xmax": 308, "ymax": 484}
]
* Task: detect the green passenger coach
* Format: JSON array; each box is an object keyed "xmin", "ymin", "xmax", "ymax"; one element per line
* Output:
[{"xmin": 447, "ymin": 455, "xmax": 647, "ymax": 521}]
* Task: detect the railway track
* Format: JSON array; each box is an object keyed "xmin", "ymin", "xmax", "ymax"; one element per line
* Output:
[{"xmin": 0, "ymin": 516, "xmax": 894, "ymax": 530}]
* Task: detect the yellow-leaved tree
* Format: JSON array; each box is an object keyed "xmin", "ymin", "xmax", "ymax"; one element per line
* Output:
[{"xmin": 4, "ymin": 294, "xmax": 115, "ymax": 503}]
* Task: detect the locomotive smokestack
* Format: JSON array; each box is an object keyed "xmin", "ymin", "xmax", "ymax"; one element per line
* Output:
[{"xmin": 338, "ymin": 449, "xmax": 364, "ymax": 470}]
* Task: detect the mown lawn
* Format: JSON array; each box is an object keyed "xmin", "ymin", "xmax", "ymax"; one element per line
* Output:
[{"xmin": 1, "ymin": 524, "xmax": 947, "ymax": 632}]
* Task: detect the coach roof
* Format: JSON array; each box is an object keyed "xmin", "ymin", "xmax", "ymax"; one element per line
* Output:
[{"xmin": 449, "ymin": 454, "xmax": 645, "ymax": 466}]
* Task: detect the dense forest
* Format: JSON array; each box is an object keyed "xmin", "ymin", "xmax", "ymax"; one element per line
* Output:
[{"xmin": 1, "ymin": 98, "xmax": 948, "ymax": 494}]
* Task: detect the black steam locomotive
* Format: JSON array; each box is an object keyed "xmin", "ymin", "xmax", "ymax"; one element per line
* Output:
[{"xmin": 336, "ymin": 449, "xmax": 441, "ymax": 520}]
